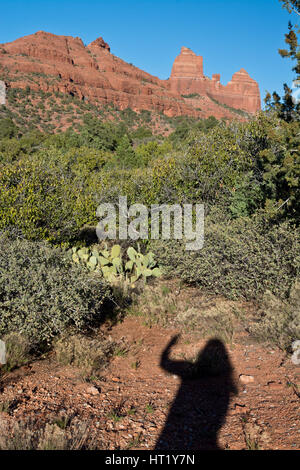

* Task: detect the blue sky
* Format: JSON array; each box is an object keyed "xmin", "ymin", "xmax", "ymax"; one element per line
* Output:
[{"xmin": 0, "ymin": 0, "xmax": 297, "ymax": 107}]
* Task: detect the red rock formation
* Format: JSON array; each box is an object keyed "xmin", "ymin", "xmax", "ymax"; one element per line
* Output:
[
  {"xmin": 89, "ymin": 37, "xmax": 110, "ymax": 52},
  {"xmin": 171, "ymin": 46, "xmax": 204, "ymax": 80},
  {"xmin": 221, "ymin": 68, "xmax": 261, "ymax": 114},
  {"xmin": 0, "ymin": 32, "xmax": 261, "ymax": 119},
  {"xmin": 170, "ymin": 46, "xmax": 261, "ymax": 114}
]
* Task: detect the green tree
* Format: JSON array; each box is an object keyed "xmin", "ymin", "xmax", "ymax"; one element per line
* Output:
[
  {"xmin": 0, "ymin": 118, "xmax": 18, "ymax": 139},
  {"xmin": 80, "ymin": 115, "xmax": 118, "ymax": 151},
  {"xmin": 265, "ymin": 1, "xmax": 300, "ymax": 121},
  {"xmin": 115, "ymin": 134, "xmax": 137, "ymax": 168}
]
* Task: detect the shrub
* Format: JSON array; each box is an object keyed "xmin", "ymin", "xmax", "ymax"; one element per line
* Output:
[
  {"xmin": 135, "ymin": 140, "xmax": 172, "ymax": 167},
  {"xmin": 0, "ymin": 419, "xmax": 95, "ymax": 450},
  {"xmin": 250, "ymin": 281, "xmax": 300, "ymax": 351},
  {"xmin": 0, "ymin": 132, "xmax": 46, "ymax": 163},
  {"xmin": 0, "ymin": 118, "xmax": 18, "ymax": 139},
  {"xmin": 0, "ymin": 235, "xmax": 112, "ymax": 350},
  {"xmin": 114, "ymin": 135, "xmax": 136, "ymax": 168},
  {"xmin": 1, "ymin": 333, "xmax": 31, "ymax": 371},
  {"xmin": 151, "ymin": 214, "xmax": 299, "ymax": 301},
  {"xmin": 237, "ymin": 114, "xmax": 300, "ymax": 222},
  {"xmin": 0, "ymin": 157, "xmax": 97, "ymax": 242},
  {"xmin": 79, "ymin": 115, "xmax": 121, "ymax": 151},
  {"xmin": 182, "ymin": 124, "xmax": 250, "ymax": 204},
  {"xmin": 54, "ymin": 333, "xmax": 115, "ymax": 376}
]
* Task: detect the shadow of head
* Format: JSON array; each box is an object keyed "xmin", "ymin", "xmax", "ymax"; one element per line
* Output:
[{"xmin": 190, "ymin": 338, "xmax": 233, "ymax": 378}]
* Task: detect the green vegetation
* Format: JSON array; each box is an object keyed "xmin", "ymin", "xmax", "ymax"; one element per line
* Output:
[
  {"xmin": 181, "ymin": 93, "xmax": 201, "ymax": 99},
  {"xmin": 71, "ymin": 244, "xmax": 161, "ymax": 283},
  {"xmin": 0, "ymin": 0, "xmax": 299, "ymax": 361},
  {"xmin": 0, "ymin": 104, "xmax": 298, "ymax": 353},
  {"xmin": 265, "ymin": 0, "xmax": 300, "ymax": 121},
  {"xmin": 250, "ymin": 280, "xmax": 300, "ymax": 351},
  {"xmin": 151, "ymin": 215, "xmax": 299, "ymax": 301},
  {"xmin": 0, "ymin": 235, "xmax": 111, "ymax": 350},
  {"xmin": 1, "ymin": 333, "xmax": 31, "ymax": 371},
  {"xmin": 207, "ymin": 94, "xmax": 250, "ymax": 118},
  {"xmin": 54, "ymin": 333, "xmax": 116, "ymax": 376}
]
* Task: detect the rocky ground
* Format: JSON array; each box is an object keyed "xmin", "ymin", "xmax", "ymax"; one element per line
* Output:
[{"xmin": 0, "ymin": 312, "xmax": 299, "ymax": 451}]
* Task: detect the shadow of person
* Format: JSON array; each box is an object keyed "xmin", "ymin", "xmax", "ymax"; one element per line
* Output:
[{"xmin": 155, "ymin": 335, "xmax": 238, "ymax": 450}]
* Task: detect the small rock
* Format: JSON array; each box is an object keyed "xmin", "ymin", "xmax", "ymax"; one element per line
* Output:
[
  {"xmin": 292, "ymin": 340, "xmax": 300, "ymax": 351},
  {"xmin": 232, "ymin": 406, "xmax": 247, "ymax": 415},
  {"xmin": 86, "ymin": 386, "xmax": 100, "ymax": 396},
  {"xmin": 291, "ymin": 349, "xmax": 300, "ymax": 365},
  {"xmin": 239, "ymin": 374, "xmax": 255, "ymax": 384},
  {"xmin": 233, "ymin": 402, "xmax": 246, "ymax": 409},
  {"xmin": 266, "ymin": 381, "xmax": 283, "ymax": 390}
]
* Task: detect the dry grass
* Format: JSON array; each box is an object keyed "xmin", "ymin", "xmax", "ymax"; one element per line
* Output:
[
  {"xmin": 2, "ymin": 332, "xmax": 32, "ymax": 372},
  {"xmin": 54, "ymin": 332, "xmax": 116, "ymax": 378},
  {"xmin": 240, "ymin": 413, "xmax": 271, "ymax": 451},
  {"xmin": 0, "ymin": 416, "xmax": 97, "ymax": 450},
  {"xmin": 128, "ymin": 281, "xmax": 241, "ymax": 343},
  {"xmin": 250, "ymin": 281, "xmax": 300, "ymax": 351}
]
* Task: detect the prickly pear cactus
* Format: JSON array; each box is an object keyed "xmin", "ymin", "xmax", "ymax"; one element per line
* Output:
[
  {"xmin": 71, "ymin": 244, "xmax": 123, "ymax": 282},
  {"xmin": 125, "ymin": 247, "xmax": 162, "ymax": 284},
  {"xmin": 72, "ymin": 246, "xmax": 101, "ymax": 272},
  {"xmin": 70, "ymin": 244, "xmax": 162, "ymax": 285},
  {"xmin": 98, "ymin": 244, "xmax": 123, "ymax": 281}
]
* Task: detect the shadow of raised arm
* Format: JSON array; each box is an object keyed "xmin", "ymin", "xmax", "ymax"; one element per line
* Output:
[{"xmin": 160, "ymin": 334, "xmax": 187, "ymax": 377}]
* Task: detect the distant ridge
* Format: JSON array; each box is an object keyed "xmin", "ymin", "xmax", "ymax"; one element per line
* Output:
[{"xmin": 0, "ymin": 31, "xmax": 260, "ymax": 120}]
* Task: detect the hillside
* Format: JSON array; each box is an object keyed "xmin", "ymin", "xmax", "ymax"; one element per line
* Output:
[{"xmin": 0, "ymin": 31, "xmax": 260, "ymax": 122}]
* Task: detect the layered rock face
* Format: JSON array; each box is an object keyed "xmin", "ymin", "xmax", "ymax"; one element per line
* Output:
[
  {"xmin": 219, "ymin": 68, "xmax": 261, "ymax": 114},
  {"xmin": 0, "ymin": 32, "xmax": 261, "ymax": 118},
  {"xmin": 171, "ymin": 47, "xmax": 204, "ymax": 80},
  {"xmin": 170, "ymin": 47, "xmax": 261, "ymax": 114},
  {"xmin": 0, "ymin": 31, "xmax": 197, "ymax": 118}
]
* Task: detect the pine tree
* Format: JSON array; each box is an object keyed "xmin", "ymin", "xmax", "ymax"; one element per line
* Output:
[
  {"xmin": 115, "ymin": 135, "xmax": 136, "ymax": 168},
  {"xmin": 265, "ymin": 1, "xmax": 300, "ymax": 121}
]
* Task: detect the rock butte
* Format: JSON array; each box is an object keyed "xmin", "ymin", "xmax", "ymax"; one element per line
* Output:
[
  {"xmin": 0, "ymin": 31, "xmax": 261, "ymax": 119},
  {"xmin": 170, "ymin": 47, "xmax": 261, "ymax": 114}
]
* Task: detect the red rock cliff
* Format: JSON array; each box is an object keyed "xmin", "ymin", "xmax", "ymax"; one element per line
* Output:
[
  {"xmin": 0, "ymin": 32, "xmax": 261, "ymax": 119},
  {"xmin": 170, "ymin": 46, "xmax": 260, "ymax": 114}
]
